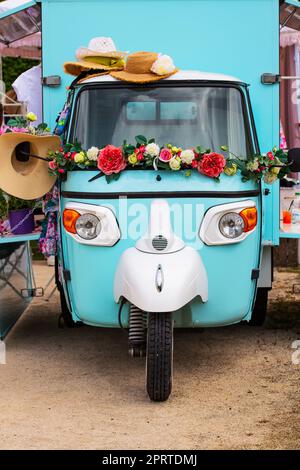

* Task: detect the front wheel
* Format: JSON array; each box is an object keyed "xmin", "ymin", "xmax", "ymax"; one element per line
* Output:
[{"xmin": 146, "ymin": 312, "xmax": 173, "ymax": 402}]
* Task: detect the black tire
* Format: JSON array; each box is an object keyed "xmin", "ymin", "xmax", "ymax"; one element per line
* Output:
[
  {"xmin": 55, "ymin": 257, "xmax": 82, "ymax": 328},
  {"xmin": 59, "ymin": 287, "xmax": 78, "ymax": 327},
  {"xmin": 249, "ymin": 288, "xmax": 269, "ymax": 326},
  {"xmin": 146, "ymin": 312, "xmax": 173, "ymax": 402}
]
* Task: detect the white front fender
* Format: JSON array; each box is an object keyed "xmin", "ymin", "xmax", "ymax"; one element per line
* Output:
[{"xmin": 114, "ymin": 246, "xmax": 208, "ymax": 313}]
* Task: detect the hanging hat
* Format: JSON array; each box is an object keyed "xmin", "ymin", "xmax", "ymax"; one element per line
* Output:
[
  {"xmin": 64, "ymin": 37, "xmax": 126, "ymax": 76},
  {"xmin": 0, "ymin": 133, "xmax": 60, "ymax": 200},
  {"xmin": 110, "ymin": 51, "xmax": 178, "ymax": 84}
]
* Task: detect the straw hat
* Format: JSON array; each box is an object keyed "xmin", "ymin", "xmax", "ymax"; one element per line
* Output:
[
  {"xmin": 0, "ymin": 133, "xmax": 60, "ymax": 200},
  {"xmin": 64, "ymin": 37, "xmax": 126, "ymax": 76},
  {"xmin": 111, "ymin": 51, "xmax": 178, "ymax": 83},
  {"xmin": 76, "ymin": 37, "xmax": 126, "ymax": 60}
]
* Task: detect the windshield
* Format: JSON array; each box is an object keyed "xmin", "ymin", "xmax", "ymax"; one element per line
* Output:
[{"xmin": 71, "ymin": 84, "xmax": 252, "ymax": 159}]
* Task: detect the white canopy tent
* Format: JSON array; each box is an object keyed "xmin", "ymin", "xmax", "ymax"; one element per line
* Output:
[
  {"xmin": 0, "ymin": 0, "xmax": 41, "ymax": 62},
  {"xmin": 0, "ymin": 0, "xmax": 42, "ymax": 119}
]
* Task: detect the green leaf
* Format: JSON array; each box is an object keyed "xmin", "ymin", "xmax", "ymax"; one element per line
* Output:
[
  {"xmin": 36, "ymin": 123, "xmax": 48, "ymax": 131},
  {"xmin": 148, "ymin": 138, "xmax": 155, "ymax": 144},
  {"xmin": 7, "ymin": 119, "xmax": 18, "ymax": 127},
  {"xmin": 124, "ymin": 145, "xmax": 135, "ymax": 155},
  {"xmin": 105, "ymin": 173, "xmax": 121, "ymax": 184},
  {"xmin": 195, "ymin": 145, "xmax": 205, "ymax": 155},
  {"xmin": 220, "ymin": 145, "xmax": 229, "ymax": 152},
  {"xmin": 135, "ymin": 135, "xmax": 147, "ymax": 145}
]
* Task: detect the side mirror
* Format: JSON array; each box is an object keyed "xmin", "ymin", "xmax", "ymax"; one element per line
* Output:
[{"xmin": 288, "ymin": 148, "xmax": 300, "ymax": 172}]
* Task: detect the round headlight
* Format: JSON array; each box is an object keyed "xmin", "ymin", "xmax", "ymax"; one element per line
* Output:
[
  {"xmin": 75, "ymin": 213, "xmax": 101, "ymax": 240},
  {"xmin": 219, "ymin": 212, "xmax": 245, "ymax": 239}
]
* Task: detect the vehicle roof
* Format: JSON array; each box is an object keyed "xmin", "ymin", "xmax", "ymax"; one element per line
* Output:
[{"xmin": 79, "ymin": 70, "xmax": 245, "ymax": 86}]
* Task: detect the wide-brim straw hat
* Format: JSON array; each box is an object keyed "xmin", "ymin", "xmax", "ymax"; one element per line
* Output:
[
  {"xmin": 64, "ymin": 60, "xmax": 125, "ymax": 77},
  {"xmin": 111, "ymin": 51, "xmax": 178, "ymax": 84},
  {"xmin": 76, "ymin": 37, "xmax": 127, "ymax": 61},
  {"xmin": 64, "ymin": 37, "xmax": 127, "ymax": 76},
  {"xmin": 0, "ymin": 133, "xmax": 60, "ymax": 200}
]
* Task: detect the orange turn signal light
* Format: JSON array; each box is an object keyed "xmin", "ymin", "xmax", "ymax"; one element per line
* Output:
[
  {"xmin": 63, "ymin": 209, "xmax": 80, "ymax": 234},
  {"xmin": 240, "ymin": 207, "xmax": 257, "ymax": 233}
]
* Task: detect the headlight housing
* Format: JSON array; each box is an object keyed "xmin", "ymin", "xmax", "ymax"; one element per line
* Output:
[
  {"xmin": 219, "ymin": 212, "xmax": 245, "ymax": 239},
  {"xmin": 199, "ymin": 200, "xmax": 257, "ymax": 246},
  {"xmin": 63, "ymin": 203, "xmax": 121, "ymax": 246},
  {"xmin": 75, "ymin": 213, "xmax": 101, "ymax": 240}
]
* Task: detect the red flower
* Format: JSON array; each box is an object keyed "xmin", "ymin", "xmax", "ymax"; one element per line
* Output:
[
  {"xmin": 267, "ymin": 151, "xmax": 274, "ymax": 161},
  {"xmin": 198, "ymin": 152, "xmax": 226, "ymax": 178},
  {"xmin": 58, "ymin": 169, "xmax": 65, "ymax": 174},
  {"xmin": 70, "ymin": 152, "xmax": 77, "ymax": 160},
  {"xmin": 48, "ymin": 160, "xmax": 57, "ymax": 171},
  {"xmin": 139, "ymin": 145, "xmax": 146, "ymax": 154},
  {"xmin": 191, "ymin": 160, "xmax": 198, "ymax": 169},
  {"xmin": 137, "ymin": 153, "xmax": 144, "ymax": 161},
  {"xmin": 97, "ymin": 145, "xmax": 127, "ymax": 175}
]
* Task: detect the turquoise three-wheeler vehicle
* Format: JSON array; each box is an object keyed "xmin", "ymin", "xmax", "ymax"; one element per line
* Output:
[{"xmin": 2, "ymin": 0, "xmax": 300, "ymax": 401}]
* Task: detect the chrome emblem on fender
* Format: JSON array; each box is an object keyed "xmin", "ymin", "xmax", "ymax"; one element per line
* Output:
[{"xmin": 155, "ymin": 264, "xmax": 164, "ymax": 292}]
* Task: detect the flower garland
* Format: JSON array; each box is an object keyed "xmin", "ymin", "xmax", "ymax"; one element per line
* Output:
[
  {"xmin": 0, "ymin": 113, "xmax": 51, "ymax": 136},
  {"xmin": 47, "ymin": 135, "xmax": 289, "ymax": 185}
]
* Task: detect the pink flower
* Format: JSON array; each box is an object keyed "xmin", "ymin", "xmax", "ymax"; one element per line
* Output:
[
  {"xmin": 10, "ymin": 127, "xmax": 28, "ymax": 133},
  {"xmin": 58, "ymin": 169, "xmax": 65, "ymax": 174},
  {"xmin": 198, "ymin": 153, "xmax": 226, "ymax": 178},
  {"xmin": 159, "ymin": 148, "xmax": 173, "ymax": 162},
  {"xmin": 97, "ymin": 145, "xmax": 127, "ymax": 175},
  {"xmin": 0, "ymin": 125, "xmax": 8, "ymax": 135},
  {"xmin": 267, "ymin": 151, "xmax": 274, "ymax": 161},
  {"xmin": 48, "ymin": 160, "xmax": 58, "ymax": 170}
]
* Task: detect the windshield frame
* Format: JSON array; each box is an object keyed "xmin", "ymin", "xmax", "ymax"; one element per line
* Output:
[{"xmin": 68, "ymin": 80, "xmax": 258, "ymax": 158}]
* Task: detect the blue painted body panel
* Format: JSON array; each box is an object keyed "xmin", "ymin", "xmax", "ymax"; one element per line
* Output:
[
  {"xmin": 61, "ymin": 171, "xmax": 261, "ymax": 327},
  {"xmin": 23, "ymin": 0, "xmax": 283, "ymax": 326},
  {"xmin": 39, "ymin": 0, "xmax": 280, "ymax": 247}
]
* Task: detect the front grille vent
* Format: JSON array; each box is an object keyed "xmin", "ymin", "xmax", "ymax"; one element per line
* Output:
[{"xmin": 152, "ymin": 235, "xmax": 168, "ymax": 251}]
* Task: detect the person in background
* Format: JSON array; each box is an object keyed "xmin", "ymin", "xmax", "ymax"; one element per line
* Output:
[{"xmin": 12, "ymin": 63, "xmax": 42, "ymax": 124}]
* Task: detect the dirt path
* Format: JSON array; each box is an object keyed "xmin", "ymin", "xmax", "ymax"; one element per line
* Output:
[{"xmin": 0, "ymin": 264, "xmax": 299, "ymax": 450}]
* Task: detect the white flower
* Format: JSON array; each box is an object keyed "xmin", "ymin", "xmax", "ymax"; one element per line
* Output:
[
  {"xmin": 151, "ymin": 54, "xmax": 176, "ymax": 76},
  {"xmin": 246, "ymin": 158, "xmax": 259, "ymax": 171},
  {"xmin": 169, "ymin": 157, "xmax": 181, "ymax": 171},
  {"xmin": 87, "ymin": 146, "xmax": 99, "ymax": 161},
  {"xmin": 28, "ymin": 125, "xmax": 36, "ymax": 135},
  {"xmin": 145, "ymin": 142, "xmax": 160, "ymax": 157},
  {"xmin": 180, "ymin": 149, "xmax": 195, "ymax": 165}
]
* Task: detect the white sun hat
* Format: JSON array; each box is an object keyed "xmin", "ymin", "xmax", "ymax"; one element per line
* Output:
[{"xmin": 76, "ymin": 37, "xmax": 126, "ymax": 60}]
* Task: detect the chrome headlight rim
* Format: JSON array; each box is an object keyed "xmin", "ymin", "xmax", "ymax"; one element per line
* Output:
[
  {"xmin": 218, "ymin": 212, "xmax": 245, "ymax": 239},
  {"xmin": 75, "ymin": 213, "xmax": 102, "ymax": 240}
]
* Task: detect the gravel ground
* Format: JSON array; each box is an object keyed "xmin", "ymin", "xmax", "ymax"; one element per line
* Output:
[{"xmin": 0, "ymin": 262, "xmax": 299, "ymax": 450}]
